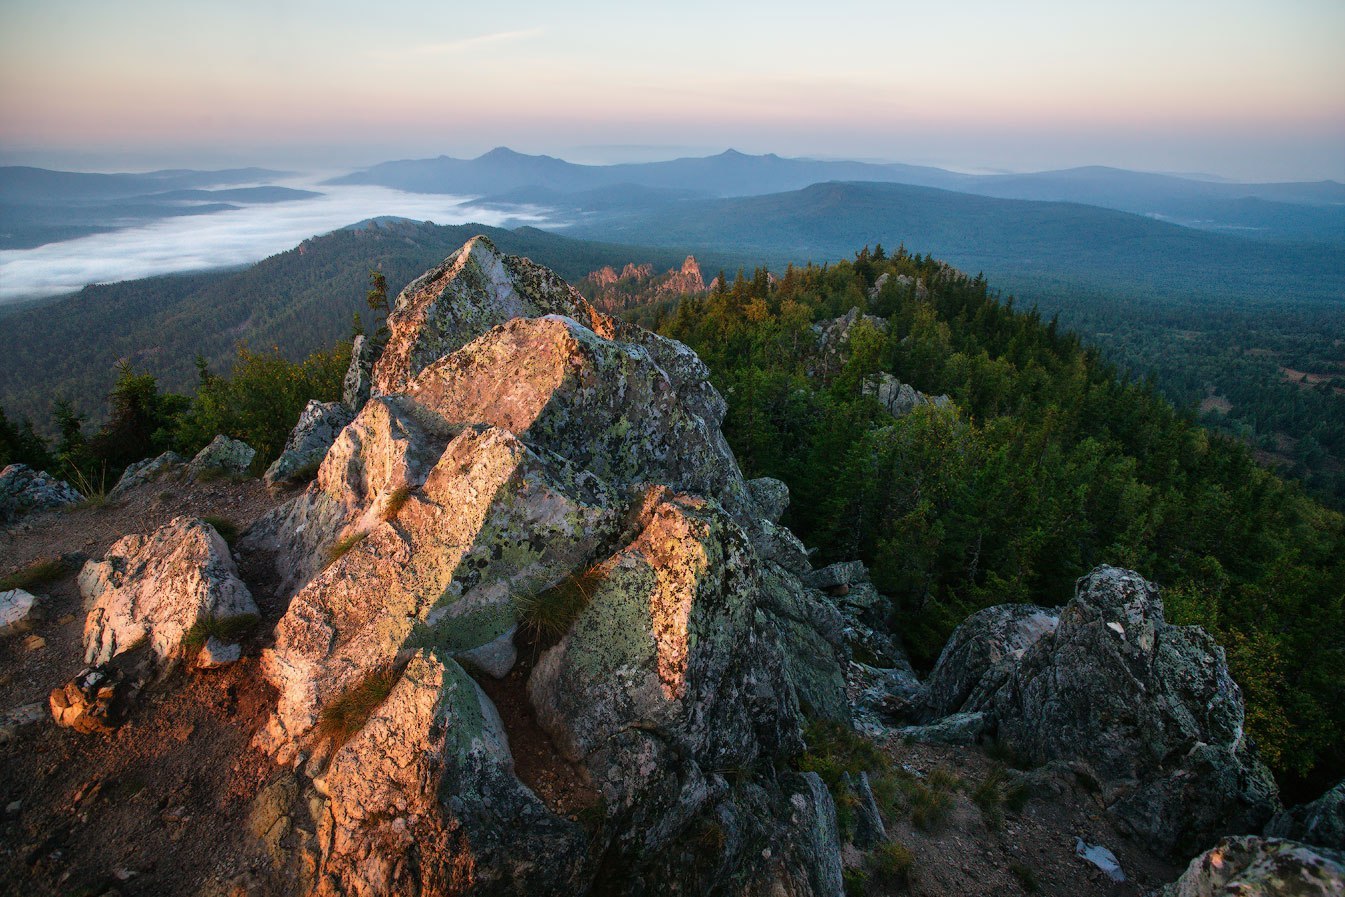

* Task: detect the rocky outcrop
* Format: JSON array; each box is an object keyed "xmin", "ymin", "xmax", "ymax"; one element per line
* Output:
[
  {"xmin": 79, "ymin": 516, "xmax": 258, "ymax": 665},
  {"xmin": 918, "ymin": 603, "xmax": 1058, "ymax": 720},
  {"xmin": 1267, "ymin": 781, "xmax": 1345, "ymax": 851},
  {"xmin": 108, "ymin": 451, "xmax": 185, "ymax": 499},
  {"xmin": 1160, "ymin": 836, "xmax": 1344, "ymax": 897},
  {"xmin": 746, "ymin": 476, "xmax": 789, "ymax": 524},
  {"xmin": 923, "ymin": 566, "xmax": 1278, "ymax": 854},
  {"xmin": 0, "ymin": 589, "xmax": 38, "ymax": 635},
  {"xmin": 809, "ymin": 308, "xmax": 888, "ymax": 378},
  {"xmin": 245, "ymin": 237, "xmax": 851, "ymax": 895},
  {"xmin": 342, "ymin": 334, "xmax": 373, "ymax": 411},
  {"xmin": 862, "ymin": 372, "xmax": 951, "ymax": 418},
  {"xmin": 0, "ymin": 463, "xmax": 82, "ymax": 522},
  {"xmin": 316, "ymin": 650, "xmax": 588, "ymax": 897},
  {"xmin": 188, "ymin": 435, "xmax": 256, "ymax": 478},
  {"xmin": 264, "ymin": 400, "xmax": 354, "ymax": 492}
]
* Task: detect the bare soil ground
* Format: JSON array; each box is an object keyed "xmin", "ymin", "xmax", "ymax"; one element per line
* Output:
[
  {"xmin": 0, "ymin": 474, "xmax": 292, "ymax": 897},
  {"xmin": 851, "ymin": 738, "xmax": 1181, "ymax": 897}
]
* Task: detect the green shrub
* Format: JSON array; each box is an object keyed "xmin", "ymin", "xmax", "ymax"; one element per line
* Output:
[
  {"xmin": 868, "ymin": 840, "xmax": 914, "ymax": 885},
  {"xmin": 1009, "ymin": 860, "xmax": 1039, "ymax": 892}
]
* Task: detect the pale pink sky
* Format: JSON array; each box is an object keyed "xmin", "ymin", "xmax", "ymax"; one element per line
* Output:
[{"xmin": 1, "ymin": 0, "xmax": 1342, "ymax": 179}]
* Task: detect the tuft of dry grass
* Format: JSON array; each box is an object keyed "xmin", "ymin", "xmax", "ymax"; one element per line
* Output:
[
  {"xmin": 324, "ymin": 531, "xmax": 368, "ymax": 568},
  {"xmin": 200, "ymin": 515, "xmax": 239, "ymax": 546},
  {"xmin": 182, "ymin": 614, "xmax": 259, "ymax": 650},
  {"xmin": 381, "ymin": 485, "xmax": 412, "ymax": 521},
  {"xmin": 869, "ymin": 840, "xmax": 915, "ymax": 886},
  {"xmin": 0, "ymin": 557, "xmax": 67, "ymax": 592},
  {"xmin": 316, "ymin": 666, "xmax": 398, "ymax": 747},
  {"xmin": 512, "ymin": 566, "xmax": 605, "ymax": 645}
]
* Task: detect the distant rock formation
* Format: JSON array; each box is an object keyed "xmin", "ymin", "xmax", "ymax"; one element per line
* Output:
[{"xmin": 577, "ymin": 254, "xmax": 707, "ymax": 312}]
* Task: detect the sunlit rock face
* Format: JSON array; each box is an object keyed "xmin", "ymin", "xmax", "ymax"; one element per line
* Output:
[
  {"xmin": 245, "ymin": 237, "xmax": 852, "ymax": 896},
  {"xmin": 316, "ymin": 650, "xmax": 588, "ymax": 897},
  {"xmin": 80, "ymin": 516, "xmax": 257, "ymax": 666}
]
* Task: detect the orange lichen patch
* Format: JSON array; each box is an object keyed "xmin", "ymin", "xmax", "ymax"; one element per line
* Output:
[{"xmin": 637, "ymin": 499, "xmax": 712, "ymax": 701}]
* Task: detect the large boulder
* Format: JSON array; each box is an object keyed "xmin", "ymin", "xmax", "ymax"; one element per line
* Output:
[
  {"xmin": 261, "ymin": 424, "xmax": 622, "ymax": 744},
  {"xmin": 1160, "ymin": 836, "xmax": 1344, "ymax": 897},
  {"xmin": 315, "ymin": 650, "xmax": 588, "ymax": 897},
  {"xmin": 979, "ymin": 566, "xmax": 1279, "ymax": 853},
  {"xmin": 0, "ymin": 463, "xmax": 82, "ymax": 522},
  {"xmin": 918, "ymin": 603, "xmax": 1058, "ymax": 720},
  {"xmin": 264, "ymin": 400, "xmax": 354, "ymax": 492},
  {"xmin": 108, "ymin": 451, "xmax": 185, "ymax": 500},
  {"xmin": 79, "ymin": 516, "xmax": 258, "ymax": 665},
  {"xmin": 1266, "ymin": 780, "xmax": 1345, "ymax": 851},
  {"xmin": 188, "ymin": 435, "xmax": 256, "ymax": 478},
  {"xmin": 862, "ymin": 372, "xmax": 951, "ymax": 418}
]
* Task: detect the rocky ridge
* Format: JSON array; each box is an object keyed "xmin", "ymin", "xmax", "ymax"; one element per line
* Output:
[{"xmin": 7, "ymin": 235, "xmax": 1338, "ymax": 897}]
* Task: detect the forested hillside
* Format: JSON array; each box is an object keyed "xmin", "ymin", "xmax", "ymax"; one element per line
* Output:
[
  {"xmin": 638, "ymin": 248, "xmax": 1345, "ymax": 799},
  {"xmin": 0, "ymin": 220, "xmax": 755, "ymax": 430}
]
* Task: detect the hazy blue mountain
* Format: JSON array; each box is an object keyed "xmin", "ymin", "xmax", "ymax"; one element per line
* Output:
[
  {"xmin": 334, "ymin": 148, "xmax": 1345, "ymax": 242},
  {"xmin": 0, "ymin": 166, "xmax": 288, "ymax": 202},
  {"xmin": 561, "ymin": 180, "xmax": 1345, "ymax": 304}
]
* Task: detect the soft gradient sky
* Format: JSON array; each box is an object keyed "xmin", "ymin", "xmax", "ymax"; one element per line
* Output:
[{"xmin": 1, "ymin": 0, "xmax": 1342, "ymax": 179}]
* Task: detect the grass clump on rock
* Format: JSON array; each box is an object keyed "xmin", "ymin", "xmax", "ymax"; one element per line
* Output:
[
  {"xmin": 512, "ymin": 566, "xmax": 606, "ymax": 646},
  {"xmin": 182, "ymin": 613, "xmax": 260, "ymax": 650},
  {"xmin": 316, "ymin": 666, "xmax": 399, "ymax": 748}
]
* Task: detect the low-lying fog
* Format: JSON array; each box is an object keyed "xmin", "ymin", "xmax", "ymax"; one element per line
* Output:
[{"xmin": 0, "ymin": 182, "xmax": 550, "ymax": 303}]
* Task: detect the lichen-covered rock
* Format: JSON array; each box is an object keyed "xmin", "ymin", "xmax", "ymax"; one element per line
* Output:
[
  {"xmin": 406, "ymin": 314, "xmax": 752, "ymax": 520},
  {"xmin": 315, "ymin": 651, "xmax": 588, "ymax": 897},
  {"xmin": 1159, "ymin": 836, "xmax": 1345, "ymax": 897},
  {"xmin": 79, "ymin": 516, "xmax": 258, "ymax": 665},
  {"xmin": 897, "ymin": 711, "xmax": 988, "ymax": 746},
  {"xmin": 986, "ymin": 566, "xmax": 1279, "ymax": 854},
  {"xmin": 918, "ymin": 603, "xmax": 1058, "ymax": 720},
  {"xmin": 0, "ymin": 588, "xmax": 38, "ymax": 635},
  {"xmin": 1267, "ymin": 780, "xmax": 1345, "ymax": 851},
  {"xmin": 758, "ymin": 564, "xmax": 851, "ymax": 722},
  {"xmin": 108, "ymin": 451, "xmax": 185, "ymax": 499},
  {"xmin": 747, "ymin": 476, "xmax": 790, "ymax": 524},
  {"xmin": 264, "ymin": 400, "xmax": 354, "ymax": 492},
  {"xmin": 342, "ymin": 333, "xmax": 373, "ymax": 411},
  {"xmin": 803, "ymin": 560, "xmax": 868, "ymax": 592},
  {"xmin": 862, "ymin": 372, "xmax": 952, "ymax": 418},
  {"xmin": 262, "ymin": 425, "xmax": 621, "ymax": 742},
  {"xmin": 0, "ymin": 463, "xmax": 82, "ymax": 522},
  {"xmin": 373, "ymin": 235, "xmax": 607, "ymax": 395},
  {"xmin": 188, "ymin": 435, "xmax": 256, "ymax": 477}
]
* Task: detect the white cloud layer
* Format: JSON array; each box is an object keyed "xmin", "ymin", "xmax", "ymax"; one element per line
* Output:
[{"xmin": 0, "ymin": 184, "xmax": 549, "ymax": 302}]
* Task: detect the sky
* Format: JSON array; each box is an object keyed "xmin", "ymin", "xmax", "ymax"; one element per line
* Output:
[{"xmin": 1, "ymin": 0, "xmax": 1343, "ymax": 180}]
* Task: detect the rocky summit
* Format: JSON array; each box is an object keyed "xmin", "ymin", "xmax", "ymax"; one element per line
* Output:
[{"xmin": 2, "ymin": 235, "xmax": 1337, "ymax": 897}]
